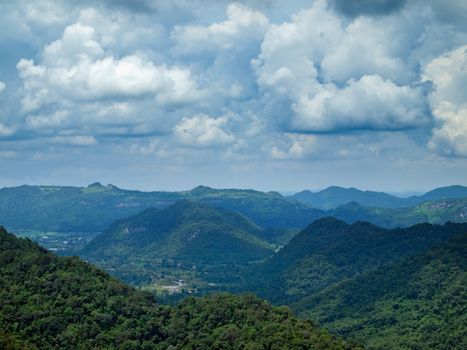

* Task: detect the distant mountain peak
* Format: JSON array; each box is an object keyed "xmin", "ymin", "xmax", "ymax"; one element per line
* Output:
[
  {"xmin": 87, "ymin": 182, "xmax": 104, "ymax": 188},
  {"xmin": 190, "ymin": 185, "xmax": 213, "ymax": 194}
]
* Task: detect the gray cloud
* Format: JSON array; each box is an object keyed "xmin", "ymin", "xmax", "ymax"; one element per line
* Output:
[{"xmin": 330, "ymin": 0, "xmax": 407, "ymax": 17}]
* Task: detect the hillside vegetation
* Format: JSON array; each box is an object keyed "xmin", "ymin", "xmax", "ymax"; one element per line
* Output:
[
  {"xmin": 0, "ymin": 226, "xmax": 360, "ymax": 350},
  {"xmin": 295, "ymin": 233, "xmax": 467, "ymax": 349},
  {"xmin": 251, "ymin": 218, "xmax": 467, "ymax": 305}
]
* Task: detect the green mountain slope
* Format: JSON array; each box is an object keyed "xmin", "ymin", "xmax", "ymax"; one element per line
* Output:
[
  {"xmin": 252, "ymin": 218, "xmax": 467, "ymax": 304},
  {"xmin": 329, "ymin": 199, "xmax": 467, "ymax": 228},
  {"xmin": 82, "ymin": 200, "xmax": 274, "ymax": 265},
  {"xmin": 0, "ymin": 184, "xmax": 322, "ymax": 233},
  {"xmin": 295, "ymin": 233, "xmax": 467, "ymax": 350},
  {"xmin": 0, "ymin": 225, "xmax": 359, "ymax": 350}
]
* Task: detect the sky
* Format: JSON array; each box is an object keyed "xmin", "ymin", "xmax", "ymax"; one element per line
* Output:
[{"xmin": 0, "ymin": 0, "xmax": 466, "ymax": 192}]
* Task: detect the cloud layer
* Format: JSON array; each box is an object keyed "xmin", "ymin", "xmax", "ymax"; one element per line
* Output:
[{"xmin": 0, "ymin": 0, "xmax": 466, "ymax": 190}]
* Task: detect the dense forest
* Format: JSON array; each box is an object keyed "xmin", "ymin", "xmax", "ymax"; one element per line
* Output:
[
  {"xmin": 244, "ymin": 218, "xmax": 467, "ymax": 304},
  {"xmin": 0, "ymin": 226, "xmax": 360, "ymax": 349},
  {"xmin": 295, "ymin": 233, "xmax": 467, "ymax": 349}
]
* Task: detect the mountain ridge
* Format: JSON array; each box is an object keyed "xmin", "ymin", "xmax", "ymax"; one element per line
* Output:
[{"xmin": 291, "ymin": 185, "xmax": 467, "ymax": 209}]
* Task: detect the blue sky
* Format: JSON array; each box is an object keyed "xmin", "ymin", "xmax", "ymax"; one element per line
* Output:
[{"xmin": 0, "ymin": 0, "xmax": 466, "ymax": 192}]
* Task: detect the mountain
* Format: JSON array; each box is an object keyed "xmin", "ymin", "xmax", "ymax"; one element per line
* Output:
[
  {"xmin": 0, "ymin": 226, "xmax": 359, "ymax": 350},
  {"xmin": 329, "ymin": 199, "xmax": 467, "ymax": 228},
  {"xmin": 291, "ymin": 186, "xmax": 407, "ymax": 209},
  {"xmin": 81, "ymin": 200, "xmax": 274, "ymax": 266},
  {"xmin": 295, "ymin": 233, "xmax": 467, "ymax": 350},
  {"xmin": 0, "ymin": 184, "xmax": 322, "ymax": 233},
  {"xmin": 252, "ymin": 218, "xmax": 467, "ymax": 304},
  {"xmin": 291, "ymin": 185, "xmax": 467, "ymax": 209},
  {"xmin": 417, "ymin": 185, "xmax": 467, "ymax": 202}
]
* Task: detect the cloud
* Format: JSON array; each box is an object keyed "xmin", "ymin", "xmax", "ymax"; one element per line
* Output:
[
  {"xmin": 48, "ymin": 135, "xmax": 97, "ymax": 146},
  {"xmin": 0, "ymin": 81, "xmax": 5, "ymax": 93},
  {"xmin": 253, "ymin": 0, "xmax": 429, "ymax": 133},
  {"xmin": 292, "ymin": 75, "xmax": 428, "ymax": 132},
  {"xmin": 17, "ymin": 32, "xmax": 202, "ymax": 109},
  {"xmin": 424, "ymin": 45, "xmax": 467, "ymax": 157},
  {"xmin": 330, "ymin": 0, "xmax": 407, "ymax": 17},
  {"xmin": 172, "ymin": 3, "xmax": 269, "ymax": 54},
  {"xmin": 13, "ymin": 13, "xmax": 205, "ymax": 143},
  {"xmin": 173, "ymin": 114, "xmax": 235, "ymax": 147},
  {"xmin": 0, "ymin": 123, "xmax": 15, "ymax": 137},
  {"xmin": 1, "ymin": 0, "xmax": 467, "ymax": 190}
]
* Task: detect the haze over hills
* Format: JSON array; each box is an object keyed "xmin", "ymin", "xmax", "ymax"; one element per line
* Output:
[
  {"xmin": 291, "ymin": 185, "xmax": 467, "ymax": 210},
  {"xmin": 295, "ymin": 232, "xmax": 467, "ymax": 350},
  {"xmin": 0, "ymin": 226, "xmax": 357, "ymax": 350}
]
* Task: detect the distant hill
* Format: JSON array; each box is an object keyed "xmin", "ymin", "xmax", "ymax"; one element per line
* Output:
[
  {"xmin": 252, "ymin": 218, "xmax": 467, "ymax": 304},
  {"xmin": 0, "ymin": 226, "xmax": 358, "ymax": 350},
  {"xmin": 329, "ymin": 199, "xmax": 467, "ymax": 228},
  {"xmin": 292, "ymin": 186, "xmax": 406, "ymax": 209},
  {"xmin": 295, "ymin": 233, "xmax": 467, "ymax": 350},
  {"xmin": 81, "ymin": 200, "xmax": 274, "ymax": 266},
  {"xmin": 0, "ymin": 183, "xmax": 323, "ymax": 232},
  {"xmin": 291, "ymin": 185, "xmax": 467, "ymax": 209}
]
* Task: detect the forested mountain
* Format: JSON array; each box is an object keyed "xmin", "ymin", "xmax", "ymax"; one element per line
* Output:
[
  {"xmin": 251, "ymin": 218, "xmax": 467, "ymax": 305},
  {"xmin": 329, "ymin": 199, "xmax": 467, "ymax": 228},
  {"xmin": 295, "ymin": 233, "xmax": 467, "ymax": 350},
  {"xmin": 81, "ymin": 200, "xmax": 274, "ymax": 266},
  {"xmin": 0, "ymin": 183, "xmax": 322, "ymax": 232},
  {"xmin": 291, "ymin": 185, "xmax": 467, "ymax": 209},
  {"xmin": 0, "ymin": 226, "xmax": 360, "ymax": 350}
]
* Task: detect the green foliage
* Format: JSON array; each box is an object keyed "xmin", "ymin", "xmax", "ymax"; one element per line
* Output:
[
  {"xmin": 295, "ymin": 233, "xmax": 467, "ymax": 349},
  {"xmin": 0, "ymin": 226, "xmax": 357, "ymax": 349},
  {"xmin": 158, "ymin": 293, "xmax": 359, "ymax": 350}
]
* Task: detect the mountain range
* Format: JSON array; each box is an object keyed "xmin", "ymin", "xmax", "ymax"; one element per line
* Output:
[
  {"xmin": 0, "ymin": 183, "xmax": 322, "ymax": 232},
  {"xmin": 2, "ymin": 186, "xmax": 467, "ymax": 349},
  {"xmin": 291, "ymin": 185, "xmax": 467, "ymax": 209},
  {"xmin": 1, "ymin": 184, "xmax": 467, "ymax": 237}
]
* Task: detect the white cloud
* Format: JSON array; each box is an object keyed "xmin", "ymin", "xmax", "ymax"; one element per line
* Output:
[
  {"xmin": 48, "ymin": 135, "xmax": 97, "ymax": 146},
  {"xmin": 0, "ymin": 81, "xmax": 6, "ymax": 93},
  {"xmin": 253, "ymin": 0, "xmax": 429, "ymax": 133},
  {"xmin": 172, "ymin": 3, "xmax": 269, "ymax": 53},
  {"xmin": 424, "ymin": 45, "xmax": 467, "ymax": 157},
  {"xmin": 292, "ymin": 75, "xmax": 428, "ymax": 132},
  {"xmin": 173, "ymin": 114, "xmax": 234, "ymax": 147}
]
